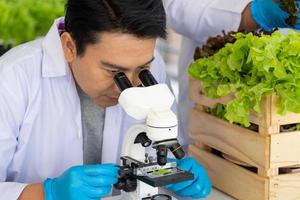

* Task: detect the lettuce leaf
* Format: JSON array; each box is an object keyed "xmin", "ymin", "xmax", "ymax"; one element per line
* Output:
[{"xmin": 189, "ymin": 30, "xmax": 300, "ymax": 127}]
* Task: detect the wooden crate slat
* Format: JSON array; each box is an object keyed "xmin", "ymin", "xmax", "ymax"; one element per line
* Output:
[
  {"xmin": 189, "ymin": 145, "xmax": 268, "ymax": 200},
  {"xmin": 270, "ymin": 131, "xmax": 300, "ymax": 168},
  {"xmin": 270, "ymin": 94, "xmax": 300, "ymax": 125},
  {"xmin": 189, "ymin": 109, "xmax": 269, "ymax": 169},
  {"xmin": 258, "ymin": 168, "xmax": 279, "ymax": 178},
  {"xmin": 269, "ymin": 172, "xmax": 300, "ymax": 200},
  {"xmin": 259, "ymin": 125, "xmax": 281, "ymax": 135},
  {"xmin": 272, "ymin": 112, "xmax": 300, "ymax": 126}
]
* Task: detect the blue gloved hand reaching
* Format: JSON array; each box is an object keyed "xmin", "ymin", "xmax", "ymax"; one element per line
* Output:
[
  {"xmin": 251, "ymin": 0, "xmax": 300, "ymax": 31},
  {"xmin": 43, "ymin": 164, "xmax": 119, "ymax": 200},
  {"xmin": 166, "ymin": 157, "xmax": 212, "ymax": 199}
]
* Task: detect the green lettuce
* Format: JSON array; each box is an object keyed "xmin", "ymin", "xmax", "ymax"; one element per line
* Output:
[{"xmin": 189, "ymin": 31, "xmax": 300, "ymax": 127}]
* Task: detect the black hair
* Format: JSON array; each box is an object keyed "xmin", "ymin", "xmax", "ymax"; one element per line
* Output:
[{"xmin": 65, "ymin": 0, "xmax": 167, "ymax": 56}]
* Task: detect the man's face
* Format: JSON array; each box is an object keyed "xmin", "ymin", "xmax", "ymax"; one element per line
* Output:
[{"xmin": 62, "ymin": 32, "xmax": 156, "ymax": 107}]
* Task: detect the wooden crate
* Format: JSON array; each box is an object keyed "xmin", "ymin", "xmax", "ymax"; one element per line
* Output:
[{"xmin": 188, "ymin": 78, "xmax": 300, "ymax": 200}]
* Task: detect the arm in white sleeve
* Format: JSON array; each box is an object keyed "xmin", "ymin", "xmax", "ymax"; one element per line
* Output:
[
  {"xmin": 0, "ymin": 63, "xmax": 29, "ymax": 200},
  {"xmin": 166, "ymin": 0, "xmax": 252, "ymax": 43}
]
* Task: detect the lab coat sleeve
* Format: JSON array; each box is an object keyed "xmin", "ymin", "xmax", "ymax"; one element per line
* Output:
[
  {"xmin": 0, "ymin": 63, "xmax": 29, "ymax": 199},
  {"xmin": 166, "ymin": 0, "xmax": 252, "ymax": 43}
]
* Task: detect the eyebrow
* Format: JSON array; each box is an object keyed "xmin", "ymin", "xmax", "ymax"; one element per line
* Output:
[{"xmin": 101, "ymin": 57, "xmax": 155, "ymax": 71}]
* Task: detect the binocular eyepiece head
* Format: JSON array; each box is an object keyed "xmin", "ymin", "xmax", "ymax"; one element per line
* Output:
[{"xmin": 113, "ymin": 69, "xmax": 158, "ymax": 91}]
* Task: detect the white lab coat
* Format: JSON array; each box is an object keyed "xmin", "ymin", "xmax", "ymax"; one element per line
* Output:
[
  {"xmin": 165, "ymin": 0, "xmax": 252, "ymax": 136},
  {"xmin": 0, "ymin": 18, "xmax": 183, "ymax": 200}
]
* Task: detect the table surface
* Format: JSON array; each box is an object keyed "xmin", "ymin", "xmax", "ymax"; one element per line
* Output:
[
  {"xmin": 201, "ymin": 188, "xmax": 235, "ymax": 200},
  {"xmin": 104, "ymin": 188, "xmax": 236, "ymax": 200}
]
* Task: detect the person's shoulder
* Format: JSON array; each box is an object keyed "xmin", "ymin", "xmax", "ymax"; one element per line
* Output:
[
  {"xmin": 0, "ymin": 39, "xmax": 43, "ymax": 70},
  {"xmin": 0, "ymin": 39, "xmax": 44, "ymax": 79}
]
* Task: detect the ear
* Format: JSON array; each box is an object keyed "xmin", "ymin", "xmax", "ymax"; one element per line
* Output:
[{"xmin": 61, "ymin": 32, "xmax": 77, "ymax": 62}]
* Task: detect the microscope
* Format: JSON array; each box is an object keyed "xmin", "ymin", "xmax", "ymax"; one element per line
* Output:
[{"xmin": 112, "ymin": 70, "xmax": 193, "ymax": 200}]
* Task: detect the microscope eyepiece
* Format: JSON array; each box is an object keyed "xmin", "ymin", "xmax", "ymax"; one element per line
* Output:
[
  {"xmin": 169, "ymin": 143, "xmax": 185, "ymax": 159},
  {"xmin": 138, "ymin": 69, "xmax": 158, "ymax": 86},
  {"xmin": 114, "ymin": 72, "xmax": 133, "ymax": 91}
]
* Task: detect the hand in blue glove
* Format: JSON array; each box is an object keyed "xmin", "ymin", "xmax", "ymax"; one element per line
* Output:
[
  {"xmin": 165, "ymin": 157, "xmax": 211, "ymax": 199},
  {"xmin": 43, "ymin": 164, "xmax": 119, "ymax": 200},
  {"xmin": 251, "ymin": 0, "xmax": 300, "ymax": 31}
]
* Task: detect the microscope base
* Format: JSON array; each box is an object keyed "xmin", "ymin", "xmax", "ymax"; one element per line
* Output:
[
  {"xmin": 103, "ymin": 185, "xmax": 178, "ymax": 200},
  {"xmin": 103, "ymin": 193, "xmax": 178, "ymax": 200}
]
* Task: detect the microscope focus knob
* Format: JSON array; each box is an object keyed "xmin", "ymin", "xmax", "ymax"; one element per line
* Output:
[
  {"xmin": 123, "ymin": 177, "xmax": 137, "ymax": 192},
  {"xmin": 134, "ymin": 132, "xmax": 152, "ymax": 147},
  {"xmin": 114, "ymin": 166, "xmax": 137, "ymax": 193}
]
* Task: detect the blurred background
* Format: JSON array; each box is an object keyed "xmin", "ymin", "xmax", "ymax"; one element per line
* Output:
[
  {"xmin": 0, "ymin": 0, "xmax": 182, "ymax": 100},
  {"xmin": 157, "ymin": 29, "xmax": 181, "ymax": 101},
  {"xmin": 0, "ymin": 0, "xmax": 65, "ymax": 48}
]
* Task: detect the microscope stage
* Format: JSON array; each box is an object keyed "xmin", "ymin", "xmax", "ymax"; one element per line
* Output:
[{"xmin": 134, "ymin": 166, "xmax": 194, "ymax": 187}]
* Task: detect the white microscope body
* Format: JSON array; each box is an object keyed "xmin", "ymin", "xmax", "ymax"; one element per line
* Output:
[
  {"xmin": 119, "ymin": 84, "xmax": 177, "ymax": 199},
  {"xmin": 111, "ymin": 70, "xmax": 192, "ymax": 200}
]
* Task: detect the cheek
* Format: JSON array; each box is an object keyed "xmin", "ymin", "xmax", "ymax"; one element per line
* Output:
[
  {"xmin": 107, "ymin": 78, "xmax": 118, "ymax": 89},
  {"xmin": 98, "ymin": 80, "xmax": 119, "ymax": 94}
]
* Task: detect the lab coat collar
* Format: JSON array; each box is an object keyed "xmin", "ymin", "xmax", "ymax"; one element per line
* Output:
[{"xmin": 42, "ymin": 17, "xmax": 70, "ymax": 77}]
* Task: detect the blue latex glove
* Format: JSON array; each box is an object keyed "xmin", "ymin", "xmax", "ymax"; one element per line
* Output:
[
  {"xmin": 43, "ymin": 164, "xmax": 119, "ymax": 200},
  {"xmin": 165, "ymin": 157, "xmax": 211, "ymax": 199},
  {"xmin": 251, "ymin": 0, "xmax": 300, "ymax": 31}
]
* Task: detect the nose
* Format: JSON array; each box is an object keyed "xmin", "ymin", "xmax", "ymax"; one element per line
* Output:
[
  {"xmin": 112, "ymin": 71, "xmax": 141, "ymax": 93},
  {"xmin": 124, "ymin": 71, "xmax": 141, "ymax": 87}
]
